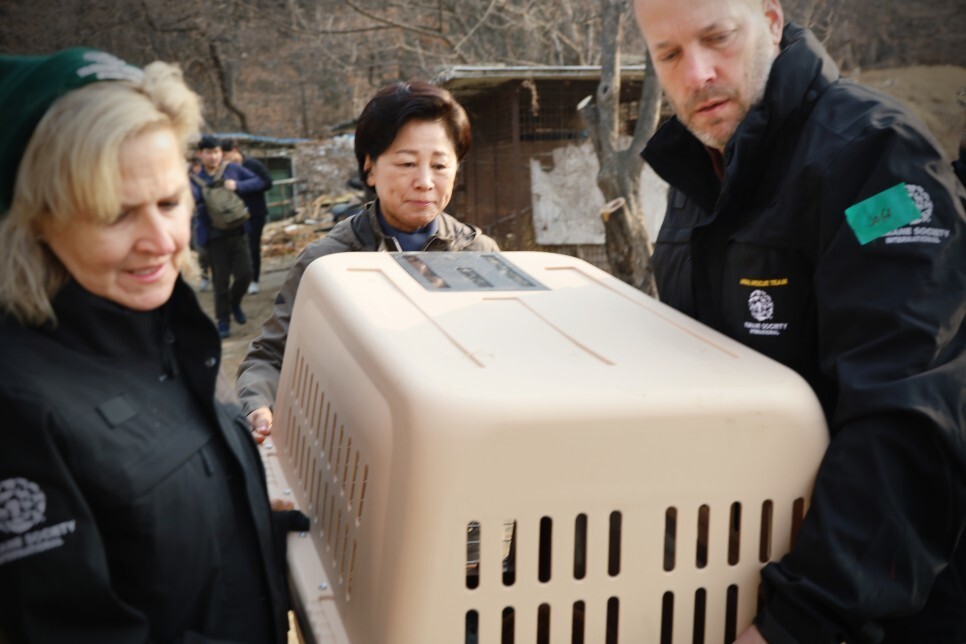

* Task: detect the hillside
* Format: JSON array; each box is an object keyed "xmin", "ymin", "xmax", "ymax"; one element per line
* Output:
[{"xmin": 855, "ymin": 65, "xmax": 966, "ymax": 161}]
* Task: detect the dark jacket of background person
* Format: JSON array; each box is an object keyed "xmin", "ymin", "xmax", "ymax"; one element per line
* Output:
[
  {"xmin": 239, "ymin": 156, "xmax": 273, "ymax": 224},
  {"xmin": 239, "ymin": 156, "xmax": 273, "ymax": 284},
  {"xmin": 235, "ymin": 200, "xmax": 499, "ymax": 416},
  {"xmin": 643, "ymin": 23, "xmax": 965, "ymax": 643},
  {"xmin": 0, "ymin": 278, "xmax": 291, "ymax": 643},
  {"xmin": 191, "ymin": 161, "xmax": 268, "ymax": 246}
]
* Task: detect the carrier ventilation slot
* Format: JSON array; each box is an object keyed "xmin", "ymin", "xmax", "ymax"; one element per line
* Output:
[
  {"xmin": 466, "ymin": 512, "xmax": 621, "ymax": 591},
  {"xmin": 659, "ymin": 498, "xmax": 808, "ymax": 642},
  {"xmin": 284, "ymin": 348, "xmax": 369, "ymax": 602},
  {"xmin": 460, "ymin": 499, "xmax": 809, "ymax": 642}
]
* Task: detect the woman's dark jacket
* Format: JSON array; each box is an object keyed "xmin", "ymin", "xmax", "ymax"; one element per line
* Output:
[
  {"xmin": 643, "ymin": 24, "xmax": 966, "ymax": 644},
  {"xmin": 0, "ymin": 278, "xmax": 290, "ymax": 643}
]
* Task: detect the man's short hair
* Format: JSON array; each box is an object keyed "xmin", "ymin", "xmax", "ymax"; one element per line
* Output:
[{"xmin": 197, "ymin": 134, "xmax": 221, "ymax": 150}]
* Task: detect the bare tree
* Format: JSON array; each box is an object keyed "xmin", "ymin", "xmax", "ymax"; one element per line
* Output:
[{"xmin": 578, "ymin": 0, "xmax": 661, "ymax": 296}]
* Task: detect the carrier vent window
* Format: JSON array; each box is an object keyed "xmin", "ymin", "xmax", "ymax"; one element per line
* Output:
[
  {"xmin": 759, "ymin": 500, "xmax": 773, "ymax": 562},
  {"xmin": 346, "ymin": 539, "xmax": 358, "ymax": 600},
  {"xmin": 660, "ymin": 591, "xmax": 674, "ymax": 644},
  {"xmin": 335, "ymin": 427, "xmax": 345, "ymax": 485},
  {"xmin": 348, "ymin": 451, "xmax": 361, "ymax": 508},
  {"xmin": 696, "ymin": 505, "xmax": 710, "ymax": 569},
  {"xmin": 663, "ymin": 507, "xmax": 677, "ymax": 572},
  {"xmin": 574, "ymin": 514, "xmax": 587, "ymax": 580},
  {"xmin": 501, "ymin": 607, "xmax": 515, "ymax": 644},
  {"xmin": 537, "ymin": 603, "xmax": 551, "ymax": 644},
  {"xmin": 310, "ymin": 381, "xmax": 320, "ymax": 439},
  {"xmin": 605, "ymin": 597, "xmax": 619, "ymax": 644},
  {"xmin": 357, "ymin": 465, "xmax": 369, "ymax": 523},
  {"xmin": 538, "ymin": 517, "xmax": 553, "ymax": 583},
  {"xmin": 341, "ymin": 437, "xmax": 353, "ymax": 494},
  {"xmin": 693, "ymin": 588, "xmax": 707, "ymax": 644},
  {"xmin": 339, "ymin": 522, "xmax": 349, "ymax": 580},
  {"xmin": 465, "ymin": 610, "xmax": 479, "ymax": 643},
  {"xmin": 327, "ymin": 414, "xmax": 338, "ymax": 464},
  {"xmin": 466, "ymin": 521, "xmax": 481, "ymax": 589},
  {"xmin": 285, "ymin": 407, "xmax": 296, "ymax": 452},
  {"xmin": 725, "ymin": 584, "xmax": 739, "ymax": 642},
  {"xmin": 503, "ymin": 520, "xmax": 517, "ymax": 586},
  {"xmin": 728, "ymin": 502, "xmax": 742, "ymax": 565},
  {"xmin": 321, "ymin": 401, "xmax": 330, "ymax": 451},
  {"xmin": 572, "ymin": 600, "xmax": 586, "ymax": 644},
  {"xmin": 608, "ymin": 511, "xmax": 622, "ymax": 577}
]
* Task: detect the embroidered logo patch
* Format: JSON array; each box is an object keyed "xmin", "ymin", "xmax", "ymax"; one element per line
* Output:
[
  {"xmin": 0, "ymin": 478, "xmax": 46, "ymax": 535},
  {"xmin": 880, "ymin": 184, "xmax": 951, "ymax": 245},
  {"xmin": 844, "ymin": 183, "xmax": 922, "ymax": 245},
  {"xmin": 0, "ymin": 478, "xmax": 77, "ymax": 567},
  {"xmin": 748, "ymin": 289, "xmax": 774, "ymax": 322},
  {"xmin": 905, "ymin": 184, "xmax": 933, "ymax": 225}
]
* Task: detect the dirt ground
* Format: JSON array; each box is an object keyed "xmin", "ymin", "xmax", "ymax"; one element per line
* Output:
[{"xmin": 193, "ymin": 219, "xmax": 329, "ymax": 385}]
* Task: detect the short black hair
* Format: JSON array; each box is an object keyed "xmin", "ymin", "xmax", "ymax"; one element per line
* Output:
[
  {"xmin": 197, "ymin": 134, "xmax": 221, "ymax": 150},
  {"xmin": 354, "ymin": 80, "xmax": 471, "ymax": 183}
]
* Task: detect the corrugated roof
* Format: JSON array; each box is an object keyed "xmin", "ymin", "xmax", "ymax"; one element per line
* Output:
[{"xmin": 433, "ymin": 64, "xmax": 648, "ymax": 97}]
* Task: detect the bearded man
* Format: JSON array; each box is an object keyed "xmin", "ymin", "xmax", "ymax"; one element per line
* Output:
[{"xmin": 634, "ymin": 0, "xmax": 966, "ymax": 641}]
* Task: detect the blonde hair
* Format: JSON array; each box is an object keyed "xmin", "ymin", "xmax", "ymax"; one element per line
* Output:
[{"xmin": 0, "ymin": 61, "xmax": 203, "ymax": 325}]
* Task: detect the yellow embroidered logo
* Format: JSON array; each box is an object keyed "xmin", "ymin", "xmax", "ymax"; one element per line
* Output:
[{"xmin": 739, "ymin": 278, "xmax": 789, "ymax": 287}]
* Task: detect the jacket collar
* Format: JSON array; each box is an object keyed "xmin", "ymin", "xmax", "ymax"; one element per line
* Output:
[
  {"xmin": 351, "ymin": 200, "xmax": 480, "ymax": 251},
  {"xmin": 49, "ymin": 278, "xmax": 165, "ymax": 361},
  {"xmin": 47, "ymin": 277, "xmax": 220, "ymax": 385}
]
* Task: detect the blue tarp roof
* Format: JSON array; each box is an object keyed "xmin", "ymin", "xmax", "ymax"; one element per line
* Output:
[{"xmin": 213, "ymin": 132, "xmax": 310, "ymax": 145}]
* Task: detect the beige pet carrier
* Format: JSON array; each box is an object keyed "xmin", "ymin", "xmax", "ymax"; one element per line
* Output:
[{"xmin": 260, "ymin": 251, "xmax": 828, "ymax": 644}]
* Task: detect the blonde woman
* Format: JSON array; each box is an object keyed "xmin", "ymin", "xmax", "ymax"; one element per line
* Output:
[{"xmin": 0, "ymin": 49, "xmax": 296, "ymax": 643}]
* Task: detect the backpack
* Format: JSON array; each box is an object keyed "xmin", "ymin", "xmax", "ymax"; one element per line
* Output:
[{"xmin": 190, "ymin": 164, "xmax": 250, "ymax": 230}]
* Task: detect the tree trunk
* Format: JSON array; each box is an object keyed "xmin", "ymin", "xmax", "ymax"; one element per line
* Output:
[{"xmin": 577, "ymin": 0, "xmax": 662, "ymax": 297}]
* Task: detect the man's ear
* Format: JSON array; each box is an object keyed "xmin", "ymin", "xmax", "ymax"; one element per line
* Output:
[{"xmin": 763, "ymin": 0, "xmax": 784, "ymax": 46}]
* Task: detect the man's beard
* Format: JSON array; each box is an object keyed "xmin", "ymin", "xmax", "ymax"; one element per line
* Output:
[{"xmin": 676, "ymin": 31, "xmax": 776, "ymax": 151}]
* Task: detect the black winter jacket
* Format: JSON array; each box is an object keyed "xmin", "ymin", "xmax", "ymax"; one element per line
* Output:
[
  {"xmin": 0, "ymin": 279, "xmax": 290, "ymax": 643},
  {"xmin": 643, "ymin": 24, "xmax": 966, "ymax": 643}
]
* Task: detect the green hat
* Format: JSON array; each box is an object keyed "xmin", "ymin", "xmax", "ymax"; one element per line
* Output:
[{"xmin": 0, "ymin": 47, "xmax": 144, "ymax": 215}]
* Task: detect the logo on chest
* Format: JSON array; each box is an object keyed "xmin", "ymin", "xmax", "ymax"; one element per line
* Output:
[
  {"xmin": 739, "ymin": 278, "xmax": 790, "ymax": 337},
  {"xmin": 0, "ymin": 478, "xmax": 77, "ymax": 567}
]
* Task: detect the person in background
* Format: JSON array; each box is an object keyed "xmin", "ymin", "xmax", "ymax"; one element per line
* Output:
[
  {"xmin": 191, "ymin": 135, "xmax": 267, "ymax": 338},
  {"xmin": 222, "ymin": 138, "xmax": 273, "ymax": 295},
  {"xmin": 632, "ymin": 0, "xmax": 965, "ymax": 641},
  {"xmin": 188, "ymin": 153, "xmax": 212, "ymax": 291},
  {"xmin": 0, "ymin": 48, "xmax": 298, "ymax": 643},
  {"xmin": 236, "ymin": 80, "xmax": 499, "ymax": 442}
]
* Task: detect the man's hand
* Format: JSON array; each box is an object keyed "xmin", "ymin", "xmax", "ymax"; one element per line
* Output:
[
  {"xmin": 733, "ymin": 625, "xmax": 767, "ymax": 643},
  {"xmin": 247, "ymin": 407, "xmax": 273, "ymax": 444},
  {"xmin": 223, "ymin": 178, "xmax": 238, "ymax": 191}
]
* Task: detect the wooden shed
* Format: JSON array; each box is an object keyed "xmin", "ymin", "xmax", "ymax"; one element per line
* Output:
[{"xmin": 434, "ymin": 65, "xmax": 666, "ymax": 271}]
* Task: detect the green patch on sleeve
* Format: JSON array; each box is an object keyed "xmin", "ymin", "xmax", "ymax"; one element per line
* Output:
[{"xmin": 844, "ymin": 183, "xmax": 921, "ymax": 245}]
